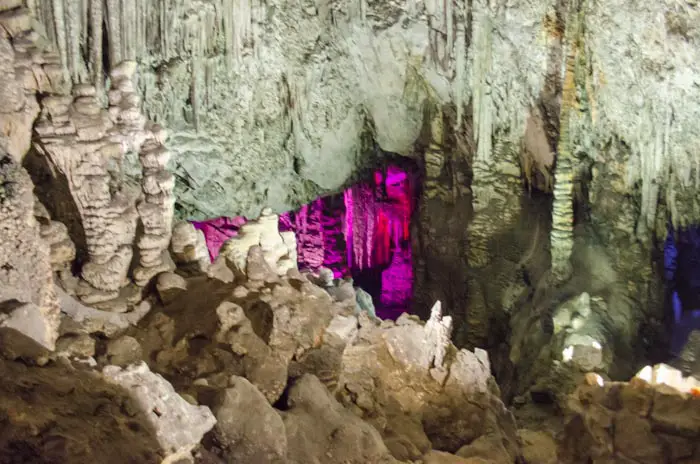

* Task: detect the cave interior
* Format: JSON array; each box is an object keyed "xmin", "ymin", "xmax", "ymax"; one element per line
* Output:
[{"xmin": 1, "ymin": 0, "xmax": 700, "ymax": 463}]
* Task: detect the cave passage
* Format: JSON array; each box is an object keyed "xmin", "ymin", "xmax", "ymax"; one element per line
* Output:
[
  {"xmin": 664, "ymin": 225, "xmax": 700, "ymax": 355},
  {"xmin": 190, "ymin": 162, "xmax": 418, "ymax": 319}
]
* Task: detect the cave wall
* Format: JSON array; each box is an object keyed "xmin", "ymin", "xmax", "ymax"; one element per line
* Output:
[
  {"xmin": 29, "ymin": 0, "xmax": 700, "ymax": 224},
  {"xmin": 4, "ymin": 0, "xmax": 699, "ymax": 393}
]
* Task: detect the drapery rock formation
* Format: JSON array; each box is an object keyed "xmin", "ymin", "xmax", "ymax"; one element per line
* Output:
[
  {"xmin": 0, "ymin": 152, "xmax": 60, "ymax": 358},
  {"xmin": 30, "ymin": 59, "xmax": 175, "ymax": 307},
  {"xmin": 1, "ymin": 1, "xmax": 700, "ymax": 463},
  {"xmin": 0, "ymin": 0, "xmax": 693, "ymax": 392},
  {"xmin": 219, "ymin": 208, "xmax": 298, "ymax": 277},
  {"xmin": 21, "ymin": 0, "xmax": 699, "ymax": 226}
]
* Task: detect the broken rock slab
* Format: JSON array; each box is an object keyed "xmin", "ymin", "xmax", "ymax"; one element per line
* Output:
[
  {"xmin": 57, "ymin": 285, "xmax": 151, "ymax": 337},
  {"xmin": 156, "ymin": 271, "xmax": 188, "ymax": 304},
  {"xmin": 281, "ymin": 374, "xmax": 399, "ymax": 464},
  {"xmin": 102, "ymin": 362, "xmax": 216, "ymax": 459},
  {"xmin": 212, "ymin": 376, "xmax": 287, "ymax": 463},
  {"xmin": 0, "ymin": 153, "xmax": 59, "ymax": 356}
]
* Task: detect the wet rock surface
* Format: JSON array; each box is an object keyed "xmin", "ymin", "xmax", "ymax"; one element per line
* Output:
[{"xmin": 1, "ymin": 4, "xmax": 700, "ymax": 464}]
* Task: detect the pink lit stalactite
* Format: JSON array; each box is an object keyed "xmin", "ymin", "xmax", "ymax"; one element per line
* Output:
[
  {"xmin": 190, "ymin": 162, "xmax": 418, "ymax": 318},
  {"xmin": 344, "ymin": 188, "xmax": 354, "ymax": 271},
  {"xmin": 321, "ymin": 199, "xmax": 347, "ymax": 277},
  {"xmin": 191, "ymin": 216, "xmax": 246, "ymax": 260},
  {"xmin": 294, "ymin": 198, "xmax": 325, "ymax": 271}
]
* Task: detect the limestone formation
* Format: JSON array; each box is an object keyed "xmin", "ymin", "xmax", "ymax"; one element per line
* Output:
[
  {"xmin": 102, "ymin": 362, "xmax": 217, "ymax": 459},
  {"xmin": 1, "ymin": 3, "xmax": 700, "ymax": 464},
  {"xmin": 31, "ymin": 59, "xmax": 175, "ymax": 303},
  {"xmin": 282, "ymin": 374, "xmax": 398, "ymax": 464},
  {"xmin": 561, "ymin": 373, "xmax": 700, "ymax": 463},
  {"xmin": 171, "ymin": 221, "xmax": 211, "ymax": 273},
  {"xmin": 0, "ymin": 153, "xmax": 60, "ymax": 357},
  {"xmin": 212, "ymin": 376, "xmax": 287, "ymax": 463},
  {"xmin": 679, "ymin": 330, "xmax": 700, "ymax": 377},
  {"xmin": 219, "ymin": 208, "xmax": 298, "ymax": 276}
]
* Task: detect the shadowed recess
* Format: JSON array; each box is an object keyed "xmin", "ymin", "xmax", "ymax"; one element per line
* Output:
[{"xmin": 665, "ymin": 225, "xmax": 700, "ymax": 355}]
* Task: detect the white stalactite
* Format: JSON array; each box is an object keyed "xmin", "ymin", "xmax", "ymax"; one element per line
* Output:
[
  {"xmin": 472, "ymin": 8, "xmax": 493, "ymax": 163},
  {"xmin": 51, "ymin": 0, "xmax": 68, "ymax": 78},
  {"xmin": 89, "ymin": 0, "xmax": 104, "ymax": 95}
]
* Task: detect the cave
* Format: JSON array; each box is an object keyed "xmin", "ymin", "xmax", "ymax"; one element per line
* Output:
[
  {"xmin": 192, "ymin": 158, "xmax": 417, "ymax": 320},
  {"xmin": 1, "ymin": 1, "xmax": 700, "ymax": 463}
]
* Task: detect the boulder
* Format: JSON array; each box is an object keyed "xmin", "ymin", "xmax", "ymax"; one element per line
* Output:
[{"xmin": 212, "ymin": 376, "xmax": 287, "ymax": 463}]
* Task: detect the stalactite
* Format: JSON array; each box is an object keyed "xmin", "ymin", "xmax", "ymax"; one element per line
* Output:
[
  {"xmin": 51, "ymin": 0, "xmax": 69, "ymax": 79},
  {"xmin": 454, "ymin": 19, "xmax": 467, "ymax": 127},
  {"xmin": 106, "ymin": 0, "xmax": 122, "ymax": 67},
  {"xmin": 472, "ymin": 7, "xmax": 493, "ymax": 163},
  {"xmin": 549, "ymin": 0, "xmax": 581, "ymax": 282},
  {"xmin": 89, "ymin": 0, "xmax": 104, "ymax": 96},
  {"xmin": 190, "ymin": 57, "xmax": 200, "ymax": 131},
  {"xmin": 445, "ymin": 0, "xmax": 453, "ymax": 56}
]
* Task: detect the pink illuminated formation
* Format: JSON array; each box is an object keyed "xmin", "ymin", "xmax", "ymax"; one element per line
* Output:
[{"xmin": 191, "ymin": 163, "xmax": 417, "ymax": 318}]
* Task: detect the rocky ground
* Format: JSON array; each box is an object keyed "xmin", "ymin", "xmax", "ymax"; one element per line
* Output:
[
  {"xmin": 1, "ymin": 3, "xmax": 700, "ymax": 462},
  {"xmin": 1, "ymin": 210, "xmax": 699, "ymax": 463}
]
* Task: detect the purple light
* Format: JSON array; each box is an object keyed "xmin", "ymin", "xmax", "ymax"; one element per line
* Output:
[
  {"xmin": 191, "ymin": 216, "xmax": 247, "ymax": 260},
  {"xmin": 665, "ymin": 225, "xmax": 700, "ymax": 355},
  {"xmin": 191, "ymin": 163, "xmax": 417, "ymax": 318}
]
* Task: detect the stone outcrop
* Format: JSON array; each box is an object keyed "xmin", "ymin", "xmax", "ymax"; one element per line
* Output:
[
  {"xmin": 560, "ymin": 372, "xmax": 700, "ymax": 463},
  {"xmin": 282, "ymin": 374, "xmax": 399, "ymax": 464},
  {"xmin": 337, "ymin": 304, "xmax": 520, "ymax": 461},
  {"xmin": 171, "ymin": 220, "xmax": 211, "ymax": 273},
  {"xmin": 0, "ymin": 152, "xmax": 60, "ymax": 357},
  {"xmin": 219, "ymin": 208, "xmax": 298, "ymax": 277},
  {"xmin": 0, "ymin": 357, "xmax": 215, "ymax": 463},
  {"xmin": 212, "ymin": 376, "xmax": 287, "ymax": 463},
  {"xmin": 32, "ymin": 59, "xmax": 175, "ymax": 305},
  {"xmin": 102, "ymin": 362, "xmax": 216, "ymax": 459}
]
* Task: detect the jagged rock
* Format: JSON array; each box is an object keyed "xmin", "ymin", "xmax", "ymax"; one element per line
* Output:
[
  {"xmin": 54, "ymin": 333, "xmax": 96, "ymax": 358},
  {"xmin": 212, "ymin": 376, "xmax": 287, "ymax": 463},
  {"xmin": 422, "ymin": 450, "xmax": 492, "ymax": 464},
  {"xmin": 456, "ymin": 434, "xmax": 513, "ymax": 463},
  {"xmin": 517, "ymin": 430, "xmax": 558, "ymax": 464},
  {"xmin": 156, "ymin": 272, "xmax": 188, "ymax": 304},
  {"xmin": 312, "ymin": 267, "xmax": 334, "ymax": 287},
  {"xmin": 0, "ymin": 154, "xmax": 59, "ymax": 357},
  {"xmin": 679, "ymin": 330, "xmax": 700, "ymax": 377},
  {"xmin": 105, "ymin": 336, "xmax": 143, "ymax": 366},
  {"xmin": 206, "ymin": 255, "xmax": 234, "ymax": 283},
  {"xmin": 282, "ymin": 374, "xmax": 398, "ymax": 464},
  {"xmin": 219, "ymin": 209, "xmax": 297, "ymax": 277},
  {"xmin": 0, "ymin": 358, "xmax": 172, "ymax": 462},
  {"xmin": 57, "ymin": 286, "xmax": 151, "ymax": 337},
  {"xmin": 355, "ymin": 287, "xmax": 377, "ymax": 319},
  {"xmin": 337, "ymin": 302, "xmax": 519, "ymax": 458},
  {"xmin": 560, "ymin": 374, "xmax": 700, "ymax": 463},
  {"xmin": 171, "ymin": 221, "xmax": 210, "ymax": 273},
  {"xmin": 102, "ymin": 362, "xmax": 216, "ymax": 459},
  {"xmin": 326, "ymin": 278, "xmax": 356, "ymax": 303},
  {"xmin": 325, "ymin": 314, "xmax": 359, "ymax": 344},
  {"xmin": 245, "ymin": 246, "xmax": 279, "ymax": 282}
]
